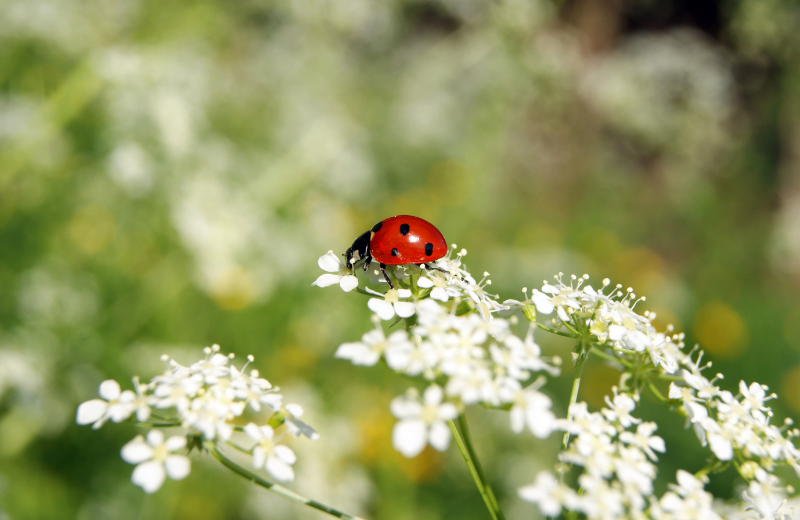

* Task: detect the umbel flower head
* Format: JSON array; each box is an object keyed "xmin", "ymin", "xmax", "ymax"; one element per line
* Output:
[
  {"xmin": 77, "ymin": 345, "xmax": 318, "ymax": 493},
  {"xmin": 314, "ymin": 244, "xmax": 562, "ymax": 458}
]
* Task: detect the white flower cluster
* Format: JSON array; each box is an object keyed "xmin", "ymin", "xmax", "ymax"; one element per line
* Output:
[
  {"xmin": 519, "ymin": 391, "xmax": 674, "ymax": 518},
  {"xmin": 670, "ymin": 373, "xmax": 800, "ymax": 475},
  {"xmin": 506, "ymin": 273, "xmax": 689, "ymax": 374},
  {"xmin": 76, "ymin": 345, "xmax": 317, "ymax": 492},
  {"xmin": 512, "ymin": 273, "xmax": 800, "ymax": 519},
  {"xmin": 317, "ymin": 248, "xmax": 561, "ymax": 458}
]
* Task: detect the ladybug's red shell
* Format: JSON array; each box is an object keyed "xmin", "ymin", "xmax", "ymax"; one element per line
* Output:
[{"xmin": 369, "ymin": 215, "xmax": 447, "ymax": 265}]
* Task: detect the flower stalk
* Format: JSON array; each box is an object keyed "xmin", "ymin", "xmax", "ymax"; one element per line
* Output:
[
  {"xmin": 448, "ymin": 415, "xmax": 506, "ymax": 520},
  {"xmin": 208, "ymin": 445, "xmax": 365, "ymax": 520}
]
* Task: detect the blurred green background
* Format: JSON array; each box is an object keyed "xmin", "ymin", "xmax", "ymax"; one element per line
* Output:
[{"xmin": 2, "ymin": 0, "xmax": 800, "ymax": 518}]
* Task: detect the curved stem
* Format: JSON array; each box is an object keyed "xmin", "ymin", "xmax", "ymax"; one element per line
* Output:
[
  {"xmin": 644, "ymin": 377, "xmax": 671, "ymax": 404},
  {"xmin": 458, "ymin": 414, "xmax": 504, "ymax": 518},
  {"xmin": 448, "ymin": 416, "xmax": 505, "ymax": 520},
  {"xmin": 208, "ymin": 444, "xmax": 365, "ymax": 520}
]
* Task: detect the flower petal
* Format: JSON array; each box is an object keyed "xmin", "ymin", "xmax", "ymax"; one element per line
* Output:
[
  {"xmin": 423, "ymin": 385, "xmax": 443, "ymax": 405},
  {"xmin": 430, "ymin": 287, "xmax": 449, "ymax": 302},
  {"xmin": 318, "ymin": 252, "xmax": 343, "ymax": 273},
  {"xmin": 392, "ymin": 419, "xmax": 427, "ymax": 458},
  {"xmin": 252, "ymin": 446, "xmax": 267, "ymax": 469},
  {"xmin": 266, "ymin": 456, "xmax": 295, "ymax": 482},
  {"xmin": 274, "ymin": 445, "xmax": 297, "ymax": 465},
  {"xmin": 121, "ymin": 436, "xmax": 154, "ymax": 464},
  {"xmin": 99, "ymin": 380, "xmax": 121, "ymax": 400},
  {"xmin": 417, "ymin": 277, "xmax": 434, "ymax": 288},
  {"xmin": 244, "ymin": 422, "xmax": 262, "ymax": 442},
  {"xmin": 339, "ymin": 275, "xmax": 358, "ymax": 292},
  {"xmin": 393, "ymin": 302, "xmax": 415, "ymax": 318},
  {"xmin": 165, "ymin": 435, "xmax": 187, "ymax": 452},
  {"xmin": 428, "ymin": 421, "xmax": 451, "ymax": 451},
  {"xmin": 131, "ymin": 461, "xmax": 166, "ymax": 493},
  {"xmin": 76, "ymin": 399, "xmax": 107, "ymax": 425},
  {"xmin": 146, "ymin": 429, "xmax": 165, "ymax": 447},
  {"xmin": 368, "ymin": 298, "xmax": 395, "ymax": 320},
  {"xmin": 164, "ymin": 455, "xmax": 191, "ymax": 480},
  {"xmin": 284, "ymin": 404, "xmax": 303, "ymax": 417},
  {"xmin": 311, "ymin": 273, "xmax": 341, "ymax": 288}
]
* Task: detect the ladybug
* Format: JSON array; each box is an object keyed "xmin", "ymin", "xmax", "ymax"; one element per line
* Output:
[{"xmin": 345, "ymin": 215, "xmax": 448, "ymax": 289}]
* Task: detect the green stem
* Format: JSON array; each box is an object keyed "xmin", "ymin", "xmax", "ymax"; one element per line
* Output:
[
  {"xmin": 133, "ymin": 420, "xmax": 183, "ymax": 428},
  {"xmin": 695, "ymin": 460, "xmax": 725, "ymax": 479},
  {"xmin": 561, "ymin": 350, "xmax": 588, "ymax": 452},
  {"xmin": 535, "ymin": 322, "xmax": 577, "ymax": 339},
  {"xmin": 208, "ymin": 445, "xmax": 365, "ymax": 520},
  {"xmin": 458, "ymin": 414, "xmax": 504, "ymax": 518},
  {"xmin": 448, "ymin": 416, "xmax": 505, "ymax": 520},
  {"xmin": 644, "ymin": 377, "xmax": 671, "ymax": 404},
  {"xmin": 652, "ymin": 373, "xmax": 684, "ymax": 382},
  {"xmin": 589, "ymin": 345, "xmax": 632, "ymax": 368},
  {"xmin": 353, "ymin": 287, "xmax": 373, "ymax": 297}
]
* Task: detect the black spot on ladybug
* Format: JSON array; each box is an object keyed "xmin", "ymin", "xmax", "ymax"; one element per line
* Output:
[
  {"xmin": 372, "ymin": 221, "xmax": 383, "ymax": 233},
  {"xmin": 391, "ymin": 248, "xmax": 399, "ymax": 257},
  {"xmin": 399, "ymin": 223, "xmax": 410, "ymax": 235},
  {"xmin": 425, "ymin": 243, "xmax": 433, "ymax": 256}
]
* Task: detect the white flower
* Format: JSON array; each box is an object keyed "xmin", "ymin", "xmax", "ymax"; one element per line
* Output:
[
  {"xmin": 311, "ymin": 251, "xmax": 358, "ymax": 292},
  {"xmin": 385, "ymin": 336, "xmax": 440, "ymax": 378},
  {"xmin": 619, "ymin": 422, "xmax": 666, "ymax": 461},
  {"xmin": 152, "ymin": 365, "xmax": 204, "ymax": 413},
  {"xmin": 282, "ymin": 403, "xmax": 320, "ymax": 440},
  {"xmin": 602, "ymin": 390, "xmax": 641, "ymax": 429},
  {"xmin": 500, "ymin": 380, "xmax": 557, "ymax": 439},
  {"xmin": 181, "ymin": 381, "xmax": 244, "ymax": 441},
  {"xmin": 244, "ymin": 423, "xmax": 297, "ymax": 482},
  {"xmin": 701, "ymin": 417, "xmax": 734, "ymax": 461},
  {"xmin": 230, "ymin": 362, "xmax": 281, "ymax": 412},
  {"xmin": 121, "ymin": 430, "xmax": 190, "ymax": 493},
  {"xmin": 417, "ymin": 274, "xmax": 460, "ymax": 302},
  {"xmin": 189, "ymin": 347, "xmax": 231, "ymax": 384},
  {"xmin": 336, "ymin": 322, "xmax": 412, "ymax": 366},
  {"xmin": 391, "ymin": 386, "xmax": 458, "ymax": 457},
  {"xmin": 519, "ymin": 471, "xmax": 578, "ymax": 516},
  {"xmin": 76, "ymin": 379, "xmax": 142, "ymax": 429},
  {"xmin": 658, "ymin": 470, "xmax": 720, "ymax": 520},
  {"xmin": 367, "ymin": 288, "xmax": 415, "ymax": 320}
]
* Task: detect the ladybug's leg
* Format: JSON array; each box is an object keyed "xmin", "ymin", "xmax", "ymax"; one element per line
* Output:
[
  {"xmin": 422, "ymin": 263, "xmax": 450, "ymax": 275},
  {"xmin": 379, "ymin": 263, "xmax": 395, "ymax": 290},
  {"xmin": 422, "ymin": 263, "xmax": 466, "ymax": 282},
  {"xmin": 363, "ymin": 255, "xmax": 372, "ymax": 273}
]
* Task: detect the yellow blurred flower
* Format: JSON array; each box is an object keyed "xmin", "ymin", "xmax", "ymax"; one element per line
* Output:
[{"xmin": 692, "ymin": 302, "xmax": 748, "ymax": 360}]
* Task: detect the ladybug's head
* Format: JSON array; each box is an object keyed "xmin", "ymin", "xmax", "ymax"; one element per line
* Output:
[{"xmin": 345, "ymin": 230, "xmax": 371, "ymax": 272}]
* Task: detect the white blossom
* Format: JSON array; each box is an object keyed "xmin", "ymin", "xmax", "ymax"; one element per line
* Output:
[
  {"xmin": 657, "ymin": 470, "xmax": 721, "ymax": 520},
  {"xmin": 244, "ymin": 423, "xmax": 297, "ymax": 482},
  {"xmin": 311, "ymin": 251, "xmax": 358, "ymax": 292},
  {"xmin": 503, "ymin": 384, "xmax": 556, "ymax": 438},
  {"xmin": 390, "ymin": 386, "xmax": 458, "ymax": 458},
  {"xmin": 76, "ymin": 379, "xmax": 149, "ymax": 429},
  {"xmin": 519, "ymin": 471, "xmax": 578, "ymax": 517},
  {"xmin": 336, "ymin": 320, "xmax": 412, "ymax": 366},
  {"xmin": 367, "ymin": 288, "xmax": 415, "ymax": 320},
  {"xmin": 121, "ymin": 430, "xmax": 190, "ymax": 493}
]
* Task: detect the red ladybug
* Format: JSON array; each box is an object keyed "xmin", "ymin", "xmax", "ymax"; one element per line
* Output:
[{"xmin": 345, "ymin": 215, "xmax": 448, "ymax": 288}]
